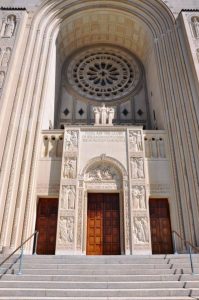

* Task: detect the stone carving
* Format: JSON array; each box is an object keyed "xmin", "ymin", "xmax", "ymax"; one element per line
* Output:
[
  {"xmin": 0, "ymin": 71, "xmax": 5, "ymax": 89},
  {"xmin": 134, "ymin": 217, "xmax": 149, "ymax": 244},
  {"xmin": 59, "ymin": 216, "xmax": 74, "ymax": 244},
  {"xmin": 85, "ymin": 164, "xmax": 119, "ymax": 182},
  {"xmin": 131, "ymin": 158, "xmax": 144, "ymax": 179},
  {"xmin": 191, "ymin": 16, "xmax": 199, "ymax": 38},
  {"xmin": 1, "ymin": 15, "xmax": 16, "ymax": 38},
  {"xmin": 61, "ymin": 186, "xmax": 76, "ymax": 210},
  {"xmin": 65, "ymin": 130, "xmax": 78, "ymax": 151},
  {"xmin": 129, "ymin": 130, "xmax": 143, "ymax": 151},
  {"xmin": 63, "ymin": 158, "xmax": 76, "ymax": 179},
  {"xmin": 132, "ymin": 186, "xmax": 146, "ymax": 210},
  {"xmin": 93, "ymin": 104, "xmax": 115, "ymax": 125},
  {"xmin": 1, "ymin": 48, "xmax": 11, "ymax": 67}
]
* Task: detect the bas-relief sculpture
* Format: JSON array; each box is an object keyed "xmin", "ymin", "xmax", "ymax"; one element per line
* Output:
[
  {"xmin": 1, "ymin": 15, "xmax": 16, "ymax": 38},
  {"xmin": 63, "ymin": 158, "xmax": 76, "ymax": 179},
  {"xmin": 191, "ymin": 16, "xmax": 199, "ymax": 39},
  {"xmin": 85, "ymin": 164, "xmax": 120, "ymax": 182},
  {"xmin": 61, "ymin": 186, "xmax": 76, "ymax": 210},
  {"xmin": 64, "ymin": 130, "xmax": 78, "ymax": 151},
  {"xmin": 93, "ymin": 104, "xmax": 115, "ymax": 126},
  {"xmin": 132, "ymin": 186, "xmax": 146, "ymax": 210},
  {"xmin": 129, "ymin": 130, "xmax": 143, "ymax": 151},
  {"xmin": 0, "ymin": 48, "xmax": 11, "ymax": 67},
  {"xmin": 58, "ymin": 216, "xmax": 74, "ymax": 244},
  {"xmin": 131, "ymin": 158, "xmax": 145, "ymax": 179},
  {"xmin": 133, "ymin": 217, "xmax": 149, "ymax": 244}
]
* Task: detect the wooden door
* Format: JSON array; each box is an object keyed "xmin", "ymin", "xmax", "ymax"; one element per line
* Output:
[
  {"xmin": 149, "ymin": 198, "xmax": 173, "ymax": 254},
  {"xmin": 35, "ymin": 198, "xmax": 58, "ymax": 255},
  {"xmin": 87, "ymin": 193, "xmax": 121, "ymax": 255}
]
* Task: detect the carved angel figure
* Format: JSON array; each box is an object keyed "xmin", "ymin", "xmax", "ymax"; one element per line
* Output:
[{"xmin": 2, "ymin": 15, "xmax": 16, "ymax": 38}]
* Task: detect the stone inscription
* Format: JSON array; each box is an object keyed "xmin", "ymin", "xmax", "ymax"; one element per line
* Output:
[{"xmin": 81, "ymin": 131, "xmax": 125, "ymax": 142}]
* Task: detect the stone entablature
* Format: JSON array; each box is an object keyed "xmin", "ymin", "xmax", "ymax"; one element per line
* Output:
[{"xmin": 37, "ymin": 126, "xmax": 172, "ymax": 255}]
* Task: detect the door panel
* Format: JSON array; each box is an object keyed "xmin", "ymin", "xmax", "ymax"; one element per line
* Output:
[
  {"xmin": 36, "ymin": 198, "xmax": 58, "ymax": 255},
  {"xmin": 149, "ymin": 198, "xmax": 173, "ymax": 254},
  {"xmin": 87, "ymin": 193, "xmax": 121, "ymax": 255}
]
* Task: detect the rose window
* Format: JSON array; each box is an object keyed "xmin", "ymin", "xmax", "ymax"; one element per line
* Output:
[{"xmin": 66, "ymin": 46, "xmax": 142, "ymax": 102}]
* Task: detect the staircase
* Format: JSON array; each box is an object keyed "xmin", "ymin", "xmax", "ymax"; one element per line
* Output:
[{"xmin": 0, "ymin": 254, "xmax": 199, "ymax": 299}]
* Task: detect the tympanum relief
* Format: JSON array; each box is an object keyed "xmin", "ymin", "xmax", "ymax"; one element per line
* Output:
[
  {"xmin": 85, "ymin": 164, "xmax": 120, "ymax": 182},
  {"xmin": 61, "ymin": 186, "xmax": 76, "ymax": 210},
  {"xmin": 133, "ymin": 217, "xmax": 149, "ymax": 244},
  {"xmin": 58, "ymin": 216, "xmax": 74, "ymax": 244}
]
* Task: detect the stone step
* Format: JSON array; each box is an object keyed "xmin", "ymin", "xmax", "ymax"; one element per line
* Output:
[
  {"xmin": 9, "ymin": 267, "xmax": 176, "ymax": 275},
  {"xmin": 0, "ymin": 288, "xmax": 191, "ymax": 297},
  {"xmin": 0, "ymin": 281, "xmax": 185, "ymax": 289},
  {"xmin": 0, "ymin": 297, "xmax": 194, "ymax": 300},
  {"xmin": 2, "ymin": 274, "xmax": 181, "ymax": 282}
]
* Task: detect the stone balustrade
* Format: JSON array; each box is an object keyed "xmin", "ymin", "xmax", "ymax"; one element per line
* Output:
[
  {"xmin": 143, "ymin": 131, "xmax": 167, "ymax": 159},
  {"xmin": 41, "ymin": 131, "xmax": 64, "ymax": 158}
]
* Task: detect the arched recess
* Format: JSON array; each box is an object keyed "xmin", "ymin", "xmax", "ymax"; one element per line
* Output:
[
  {"xmin": 78, "ymin": 155, "xmax": 129, "ymax": 255},
  {"xmin": 0, "ymin": 0, "xmax": 198, "ymax": 254}
]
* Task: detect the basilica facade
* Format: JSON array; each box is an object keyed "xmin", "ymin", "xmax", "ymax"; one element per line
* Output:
[{"xmin": 0, "ymin": 0, "xmax": 198, "ymax": 256}]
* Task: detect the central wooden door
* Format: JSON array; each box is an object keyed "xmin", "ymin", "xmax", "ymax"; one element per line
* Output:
[
  {"xmin": 87, "ymin": 193, "xmax": 121, "ymax": 255},
  {"xmin": 149, "ymin": 198, "xmax": 173, "ymax": 254},
  {"xmin": 35, "ymin": 198, "xmax": 58, "ymax": 255}
]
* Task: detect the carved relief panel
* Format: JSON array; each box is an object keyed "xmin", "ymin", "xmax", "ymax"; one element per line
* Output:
[
  {"xmin": 130, "ymin": 158, "xmax": 145, "ymax": 179},
  {"xmin": 133, "ymin": 217, "xmax": 149, "ymax": 244},
  {"xmin": 129, "ymin": 130, "xmax": 143, "ymax": 152},
  {"xmin": 64, "ymin": 130, "xmax": 78, "ymax": 152},
  {"xmin": 132, "ymin": 186, "xmax": 146, "ymax": 210}
]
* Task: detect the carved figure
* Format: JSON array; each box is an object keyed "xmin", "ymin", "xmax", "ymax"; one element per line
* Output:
[
  {"xmin": 59, "ymin": 216, "xmax": 74, "ymax": 244},
  {"xmin": 108, "ymin": 107, "xmax": 115, "ymax": 125},
  {"xmin": 101, "ymin": 104, "xmax": 107, "ymax": 125},
  {"xmin": 65, "ymin": 130, "xmax": 78, "ymax": 151},
  {"xmin": 129, "ymin": 131, "xmax": 143, "ymax": 151},
  {"xmin": 137, "ymin": 158, "xmax": 144, "ymax": 178},
  {"xmin": 2, "ymin": 15, "xmax": 16, "ymax": 38},
  {"xmin": 131, "ymin": 159, "xmax": 138, "ymax": 179},
  {"xmin": 1, "ymin": 48, "xmax": 11, "ymax": 67},
  {"xmin": 0, "ymin": 71, "xmax": 5, "ymax": 88},
  {"xmin": 93, "ymin": 107, "xmax": 100, "ymax": 125},
  {"xmin": 134, "ymin": 217, "xmax": 149, "ymax": 243},
  {"xmin": 132, "ymin": 186, "xmax": 146, "ymax": 210},
  {"xmin": 61, "ymin": 186, "xmax": 76, "ymax": 210},
  {"xmin": 192, "ymin": 16, "xmax": 199, "ymax": 38},
  {"xmin": 63, "ymin": 159, "xmax": 76, "ymax": 179}
]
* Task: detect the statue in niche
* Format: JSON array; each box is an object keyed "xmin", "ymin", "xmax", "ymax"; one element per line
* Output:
[
  {"xmin": 131, "ymin": 158, "xmax": 144, "ymax": 179},
  {"xmin": 93, "ymin": 104, "xmax": 115, "ymax": 125},
  {"xmin": 85, "ymin": 164, "xmax": 119, "ymax": 182},
  {"xmin": 0, "ymin": 71, "xmax": 5, "ymax": 89},
  {"xmin": 132, "ymin": 186, "xmax": 146, "ymax": 210},
  {"xmin": 65, "ymin": 130, "xmax": 78, "ymax": 151},
  {"xmin": 61, "ymin": 186, "xmax": 76, "ymax": 210},
  {"xmin": 134, "ymin": 217, "xmax": 149, "ymax": 244},
  {"xmin": 48, "ymin": 137, "xmax": 57, "ymax": 158},
  {"xmin": 1, "ymin": 48, "xmax": 11, "ymax": 67},
  {"xmin": 63, "ymin": 158, "xmax": 76, "ymax": 179},
  {"xmin": 129, "ymin": 131, "xmax": 143, "ymax": 151},
  {"xmin": 192, "ymin": 16, "xmax": 199, "ymax": 38},
  {"xmin": 2, "ymin": 15, "xmax": 16, "ymax": 38}
]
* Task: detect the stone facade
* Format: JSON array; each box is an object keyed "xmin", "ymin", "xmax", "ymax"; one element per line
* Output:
[{"xmin": 0, "ymin": 1, "xmax": 198, "ymax": 255}]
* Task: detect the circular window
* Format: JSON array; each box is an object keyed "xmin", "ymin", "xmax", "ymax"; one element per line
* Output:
[{"xmin": 65, "ymin": 46, "xmax": 142, "ymax": 102}]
